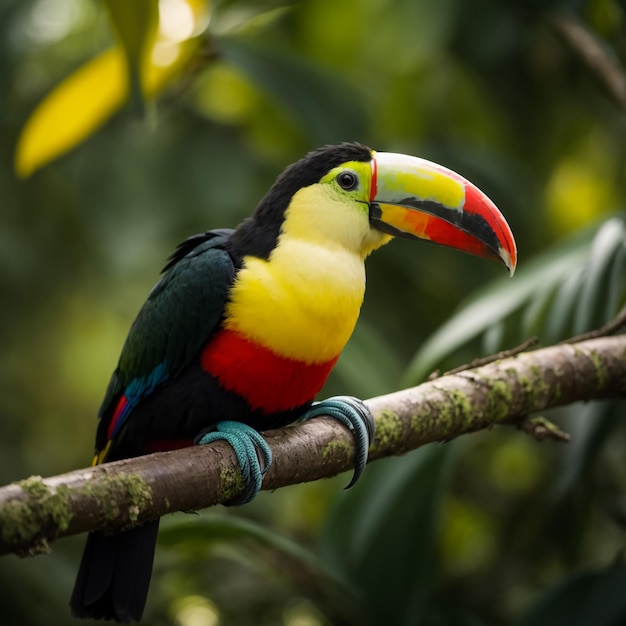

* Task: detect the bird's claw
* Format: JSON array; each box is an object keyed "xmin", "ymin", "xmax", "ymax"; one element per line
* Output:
[
  {"xmin": 195, "ymin": 421, "xmax": 272, "ymax": 505},
  {"xmin": 300, "ymin": 395, "xmax": 375, "ymax": 489}
]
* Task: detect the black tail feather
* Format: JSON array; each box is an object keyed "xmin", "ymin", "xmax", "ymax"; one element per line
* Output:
[{"xmin": 70, "ymin": 520, "xmax": 160, "ymax": 622}]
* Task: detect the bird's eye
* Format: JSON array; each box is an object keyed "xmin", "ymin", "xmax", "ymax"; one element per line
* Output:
[{"xmin": 336, "ymin": 171, "xmax": 358, "ymax": 191}]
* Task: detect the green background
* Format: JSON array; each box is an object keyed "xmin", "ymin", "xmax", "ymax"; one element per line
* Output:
[{"xmin": 1, "ymin": 1, "xmax": 625, "ymax": 624}]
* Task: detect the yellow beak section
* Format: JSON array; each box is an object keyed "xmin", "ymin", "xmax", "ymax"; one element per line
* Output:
[{"xmin": 369, "ymin": 152, "xmax": 517, "ymax": 275}]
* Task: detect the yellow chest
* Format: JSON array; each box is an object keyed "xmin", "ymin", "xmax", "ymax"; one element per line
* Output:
[{"xmin": 223, "ymin": 240, "xmax": 366, "ymax": 363}]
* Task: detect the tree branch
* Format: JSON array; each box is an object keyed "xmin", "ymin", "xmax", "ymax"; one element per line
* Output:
[{"xmin": 1, "ymin": 335, "xmax": 625, "ymax": 557}]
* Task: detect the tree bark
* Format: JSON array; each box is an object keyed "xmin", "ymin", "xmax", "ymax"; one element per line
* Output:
[{"xmin": 1, "ymin": 335, "xmax": 624, "ymax": 557}]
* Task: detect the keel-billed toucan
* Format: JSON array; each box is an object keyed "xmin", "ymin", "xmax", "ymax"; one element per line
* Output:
[{"xmin": 70, "ymin": 143, "xmax": 516, "ymax": 622}]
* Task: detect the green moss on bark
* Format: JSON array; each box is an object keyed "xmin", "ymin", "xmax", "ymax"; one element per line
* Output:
[
  {"xmin": 587, "ymin": 349, "xmax": 608, "ymax": 387},
  {"xmin": 0, "ymin": 473, "xmax": 154, "ymax": 556},
  {"xmin": 371, "ymin": 409, "xmax": 403, "ymax": 451},
  {"xmin": 1, "ymin": 476, "xmax": 73, "ymax": 556},
  {"xmin": 219, "ymin": 465, "xmax": 244, "ymax": 502}
]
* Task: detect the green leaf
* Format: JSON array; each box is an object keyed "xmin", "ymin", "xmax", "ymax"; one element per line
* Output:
[
  {"xmin": 574, "ymin": 218, "xmax": 626, "ymax": 333},
  {"xmin": 403, "ymin": 218, "xmax": 625, "ymax": 384},
  {"xmin": 159, "ymin": 513, "xmax": 327, "ymax": 572},
  {"xmin": 320, "ymin": 443, "xmax": 461, "ymax": 625},
  {"xmin": 555, "ymin": 400, "xmax": 621, "ymax": 498},
  {"xmin": 482, "ymin": 319, "xmax": 505, "ymax": 354},
  {"xmin": 158, "ymin": 513, "xmax": 358, "ymax": 617},
  {"xmin": 516, "ymin": 564, "xmax": 626, "ymax": 626},
  {"xmin": 521, "ymin": 285, "xmax": 556, "ymax": 339},
  {"xmin": 103, "ymin": 0, "xmax": 159, "ymax": 109},
  {"xmin": 605, "ymin": 242, "xmax": 626, "ymax": 317},
  {"xmin": 544, "ymin": 266, "xmax": 585, "ymax": 343},
  {"xmin": 403, "ymin": 232, "xmax": 591, "ymax": 384}
]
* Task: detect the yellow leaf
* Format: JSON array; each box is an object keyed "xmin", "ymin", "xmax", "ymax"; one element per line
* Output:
[
  {"xmin": 15, "ymin": 48, "xmax": 127, "ymax": 179},
  {"xmin": 15, "ymin": 0, "xmax": 209, "ymax": 178}
]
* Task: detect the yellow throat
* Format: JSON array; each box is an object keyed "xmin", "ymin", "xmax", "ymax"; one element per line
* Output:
[{"xmin": 224, "ymin": 183, "xmax": 391, "ymax": 364}]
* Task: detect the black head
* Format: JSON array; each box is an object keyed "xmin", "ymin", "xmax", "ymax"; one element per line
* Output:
[{"xmin": 227, "ymin": 143, "xmax": 373, "ymax": 263}]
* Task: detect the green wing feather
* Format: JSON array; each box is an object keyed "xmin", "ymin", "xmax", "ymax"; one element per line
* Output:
[{"xmin": 98, "ymin": 230, "xmax": 236, "ymax": 432}]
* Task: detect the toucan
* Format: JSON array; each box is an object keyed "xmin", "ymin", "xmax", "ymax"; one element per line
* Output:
[{"xmin": 70, "ymin": 143, "xmax": 516, "ymax": 622}]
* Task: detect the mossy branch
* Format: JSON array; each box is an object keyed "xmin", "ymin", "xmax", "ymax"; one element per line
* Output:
[{"xmin": 1, "ymin": 335, "xmax": 625, "ymax": 557}]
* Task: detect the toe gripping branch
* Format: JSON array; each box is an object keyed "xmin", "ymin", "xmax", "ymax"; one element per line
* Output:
[
  {"xmin": 300, "ymin": 396, "xmax": 376, "ymax": 489},
  {"xmin": 196, "ymin": 421, "xmax": 272, "ymax": 505},
  {"xmin": 196, "ymin": 397, "xmax": 375, "ymax": 504}
]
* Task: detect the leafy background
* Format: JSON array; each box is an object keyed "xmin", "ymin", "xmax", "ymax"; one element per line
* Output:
[{"xmin": 1, "ymin": 0, "xmax": 625, "ymax": 624}]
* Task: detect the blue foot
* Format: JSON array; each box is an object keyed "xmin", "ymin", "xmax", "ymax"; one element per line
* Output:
[
  {"xmin": 196, "ymin": 421, "xmax": 272, "ymax": 505},
  {"xmin": 300, "ymin": 396, "xmax": 375, "ymax": 489}
]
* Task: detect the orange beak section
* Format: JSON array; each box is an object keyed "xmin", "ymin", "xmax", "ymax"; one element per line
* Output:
[{"xmin": 369, "ymin": 152, "xmax": 517, "ymax": 275}]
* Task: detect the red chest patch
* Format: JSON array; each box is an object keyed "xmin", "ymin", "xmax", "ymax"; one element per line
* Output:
[{"xmin": 201, "ymin": 329, "xmax": 338, "ymax": 413}]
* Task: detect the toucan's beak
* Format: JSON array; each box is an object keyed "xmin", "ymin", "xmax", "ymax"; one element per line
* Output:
[{"xmin": 369, "ymin": 152, "xmax": 517, "ymax": 275}]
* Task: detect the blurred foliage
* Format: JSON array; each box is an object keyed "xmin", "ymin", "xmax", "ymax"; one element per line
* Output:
[{"xmin": 1, "ymin": 0, "xmax": 626, "ymax": 625}]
